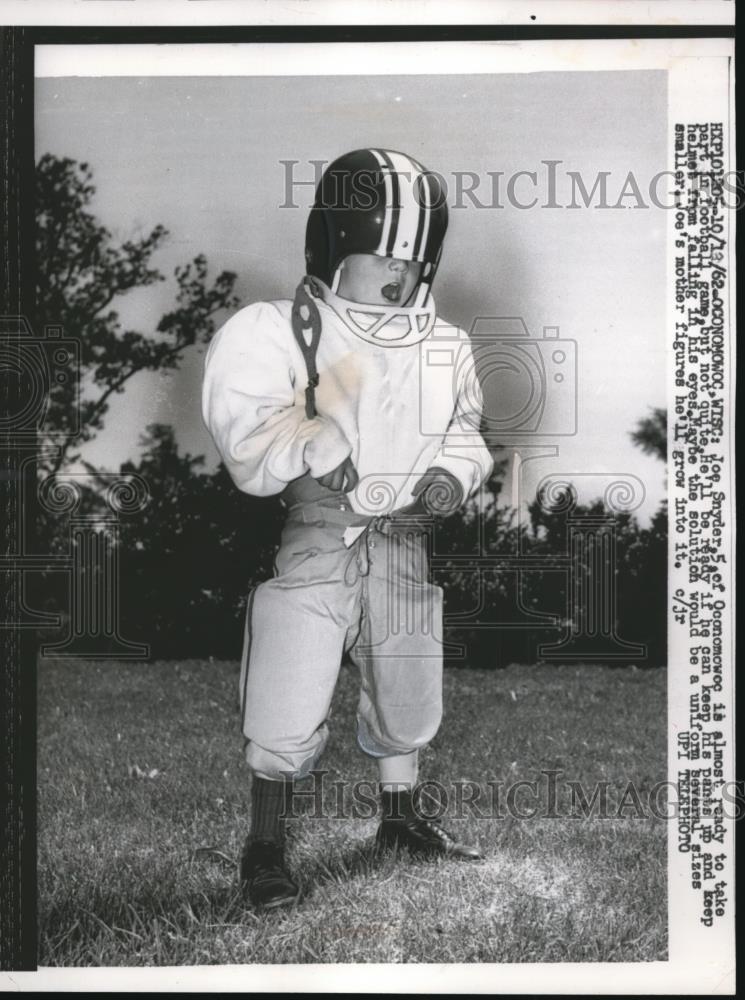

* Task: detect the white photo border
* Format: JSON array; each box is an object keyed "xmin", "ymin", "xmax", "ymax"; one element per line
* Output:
[{"xmin": 2, "ymin": 15, "xmax": 736, "ymax": 996}]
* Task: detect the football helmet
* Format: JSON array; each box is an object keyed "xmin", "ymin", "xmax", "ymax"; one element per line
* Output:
[
  {"xmin": 292, "ymin": 149, "xmax": 448, "ymax": 413},
  {"xmin": 303, "ymin": 148, "xmax": 448, "ymax": 343}
]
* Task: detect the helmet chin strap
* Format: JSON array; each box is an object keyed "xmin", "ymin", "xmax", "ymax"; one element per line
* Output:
[
  {"xmin": 291, "ymin": 271, "xmax": 436, "ymax": 419},
  {"xmin": 314, "ymin": 273, "xmax": 436, "ymax": 347},
  {"xmin": 291, "ymin": 278, "xmax": 323, "ymax": 418}
]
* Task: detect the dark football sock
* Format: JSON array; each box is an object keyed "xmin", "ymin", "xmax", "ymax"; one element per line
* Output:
[
  {"xmin": 249, "ymin": 775, "xmax": 292, "ymax": 844},
  {"xmin": 380, "ymin": 784, "xmax": 419, "ymax": 822}
]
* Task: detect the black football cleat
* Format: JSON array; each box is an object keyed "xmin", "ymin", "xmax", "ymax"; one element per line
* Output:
[
  {"xmin": 375, "ymin": 815, "xmax": 482, "ymax": 861},
  {"xmin": 239, "ymin": 838, "xmax": 301, "ymax": 910}
]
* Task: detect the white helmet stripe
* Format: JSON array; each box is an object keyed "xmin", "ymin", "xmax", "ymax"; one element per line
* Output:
[
  {"xmin": 370, "ymin": 148, "xmax": 394, "ymax": 255},
  {"xmin": 385, "ymin": 150, "xmax": 424, "ymax": 259}
]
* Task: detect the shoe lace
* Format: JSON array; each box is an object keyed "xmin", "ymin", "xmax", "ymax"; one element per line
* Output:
[{"xmin": 404, "ymin": 812, "xmax": 456, "ymax": 844}]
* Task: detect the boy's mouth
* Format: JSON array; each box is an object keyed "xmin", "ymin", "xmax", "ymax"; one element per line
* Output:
[{"xmin": 381, "ymin": 282, "xmax": 402, "ymax": 302}]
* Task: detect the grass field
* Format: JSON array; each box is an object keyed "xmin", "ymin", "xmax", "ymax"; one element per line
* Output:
[{"xmin": 38, "ymin": 658, "xmax": 667, "ymax": 966}]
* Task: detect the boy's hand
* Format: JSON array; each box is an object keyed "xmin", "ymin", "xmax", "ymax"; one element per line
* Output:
[
  {"xmin": 396, "ymin": 467, "xmax": 464, "ymax": 519},
  {"xmin": 314, "ymin": 456, "xmax": 359, "ymax": 493}
]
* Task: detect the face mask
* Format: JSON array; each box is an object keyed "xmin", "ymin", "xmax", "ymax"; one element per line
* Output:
[{"xmin": 307, "ymin": 276, "xmax": 436, "ymax": 347}]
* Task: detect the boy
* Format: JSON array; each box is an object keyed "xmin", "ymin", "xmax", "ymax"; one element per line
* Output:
[{"xmin": 202, "ymin": 148, "xmax": 493, "ymax": 909}]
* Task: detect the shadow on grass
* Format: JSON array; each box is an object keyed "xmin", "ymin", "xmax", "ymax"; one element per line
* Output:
[{"xmin": 294, "ymin": 837, "xmax": 397, "ymax": 892}]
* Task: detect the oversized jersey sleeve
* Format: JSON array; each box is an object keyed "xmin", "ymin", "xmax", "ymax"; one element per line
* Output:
[
  {"xmin": 202, "ymin": 301, "xmax": 352, "ymax": 496},
  {"xmin": 430, "ymin": 334, "xmax": 494, "ymax": 497}
]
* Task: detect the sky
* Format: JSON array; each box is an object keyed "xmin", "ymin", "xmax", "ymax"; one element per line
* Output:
[{"xmin": 35, "ymin": 63, "xmax": 668, "ymax": 521}]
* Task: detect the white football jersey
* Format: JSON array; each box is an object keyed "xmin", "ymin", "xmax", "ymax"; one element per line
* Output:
[{"xmin": 202, "ymin": 295, "xmax": 493, "ymax": 516}]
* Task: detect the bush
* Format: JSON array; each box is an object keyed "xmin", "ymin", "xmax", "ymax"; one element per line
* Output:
[
  {"xmin": 37, "ymin": 429, "xmax": 667, "ymax": 665},
  {"xmin": 440, "ymin": 484, "xmax": 667, "ymax": 668}
]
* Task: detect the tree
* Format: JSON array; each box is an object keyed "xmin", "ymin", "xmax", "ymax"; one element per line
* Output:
[
  {"xmin": 35, "ymin": 154, "xmax": 240, "ymax": 474},
  {"xmin": 630, "ymin": 407, "xmax": 667, "ymax": 463}
]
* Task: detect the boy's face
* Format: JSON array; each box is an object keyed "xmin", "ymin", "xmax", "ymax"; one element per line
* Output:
[{"xmin": 335, "ymin": 253, "xmax": 423, "ymax": 307}]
